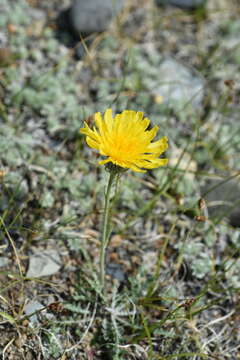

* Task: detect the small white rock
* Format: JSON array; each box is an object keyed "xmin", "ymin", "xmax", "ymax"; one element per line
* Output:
[
  {"xmin": 0, "ymin": 257, "xmax": 9, "ymax": 267},
  {"xmin": 24, "ymin": 300, "xmax": 44, "ymax": 323},
  {"xmin": 153, "ymin": 58, "xmax": 204, "ymax": 111},
  {"xmin": 27, "ymin": 250, "xmax": 61, "ymax": 278}
]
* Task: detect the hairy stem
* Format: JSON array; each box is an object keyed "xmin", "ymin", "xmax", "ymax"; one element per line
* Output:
[{"xmin": 100, "ymin": 171, "xmax": 116, "ymax": 293}]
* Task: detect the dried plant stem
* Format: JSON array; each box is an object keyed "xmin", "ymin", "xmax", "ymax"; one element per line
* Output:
[
  {"xmin": 0, "ymin": 215, "xmax": 23, "ymax": 278},
  {"xmin": 100, "ymin": 171, "xmax": 116, "ymax": 293}
]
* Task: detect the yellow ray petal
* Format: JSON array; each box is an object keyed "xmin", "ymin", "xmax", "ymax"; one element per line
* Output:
[{"xmin": 80, "ymin": 109, "xmax": 168, "ymax": 172}]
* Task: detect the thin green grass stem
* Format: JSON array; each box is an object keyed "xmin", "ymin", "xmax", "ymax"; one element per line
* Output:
[
  {"xmin": 147, "ymin": 219, "xmax": 178, "ymax": 298},
  {"xmin": 100, "ymin": 171, "xmax": 117, "ymax": 293}
]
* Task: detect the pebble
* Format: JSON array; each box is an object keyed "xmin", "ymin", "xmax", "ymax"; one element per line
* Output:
[
  {"xmin": 0, "ymin": 256, "xmax": 9, "ymax": 267},
  {"xmin": 153, "ymin": 58, "xmax": 204, "ymax": 111},
  {"xmin": 24, "ymin": 301, "xmax": 45, "ymax": 323},
  {"xmin": 107, "ymin": 263, "xmax": 125, "ymax": 282},
  {"xmin": 169, "ymin": 148, "xmax": 197, "ymax": 181},
  {"xmin": 27, "ymin": 249, "xmax": 61, "ymax": 278},
  {"xmin": 68, "ymin": 0, "xmax": 124, "ymax": 35},
  {"xmin": 201, "ymin": 178, "xmax": 240, "ymax": 228}
]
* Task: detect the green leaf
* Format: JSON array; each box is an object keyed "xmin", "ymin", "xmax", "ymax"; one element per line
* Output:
[{"xmin": 0, "ymin": 311, "xmax": 16, "ymax": 324}]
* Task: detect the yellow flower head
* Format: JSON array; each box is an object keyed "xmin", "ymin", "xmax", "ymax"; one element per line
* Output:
[{"xmin": 80, "ymin": 109, "xmax": 168, "ymax": 173}]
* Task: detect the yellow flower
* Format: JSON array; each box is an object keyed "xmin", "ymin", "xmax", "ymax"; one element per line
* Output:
[{"xmin": 80, "ymin": 109, "xmax": 168, "ymax": 173}]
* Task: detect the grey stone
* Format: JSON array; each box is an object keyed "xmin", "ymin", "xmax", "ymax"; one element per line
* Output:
[
  {"xmin": 201, "ymin": 179, "xmax": 240, "ymax": 227},
  {"xmin": 69, "ymin": 0, "xmax": 124, "ymax": 35},
  {"xmin": 0, "ymin": 256, "xmax": 9, "ymax": 267},
  {"xmin": 153, "ymin": 58, "xmax": 204, "ymax": 110},
  {"xmin": 155, "ymin": 0, "xmax": 206, "ymax": 9},
  {"xmin": 229, "ymin": 210, "xmax": 240, "ymax": 228},
  {"xmin": 24, "ymin": 301, "xmax": 44, "ymax": 323},
  {"xmin": 27, "ymin": 249, "xmax": 61, "ymax": 278},
  {"xmin": 30, "ymin": 8, "xmax": 46, "ymax": 21},
  {"xmin": 107, "ymin": 263, "xmax": 125, "ymax": 282}
]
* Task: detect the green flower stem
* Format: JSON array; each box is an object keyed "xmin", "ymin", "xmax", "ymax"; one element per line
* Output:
[{"xmin": 100, "ymin": 170, "xmax": 117, "ymax": 292}]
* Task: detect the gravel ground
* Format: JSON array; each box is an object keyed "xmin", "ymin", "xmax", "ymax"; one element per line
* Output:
[{"xmin": 0, "ymin": 0, "xmax": 240, "ymax": 359}]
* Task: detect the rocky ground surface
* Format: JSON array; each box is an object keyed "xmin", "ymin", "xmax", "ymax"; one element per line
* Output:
[{"xmin": 0, "ymin": 0, "xmax": 240, "ymax": 359}]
